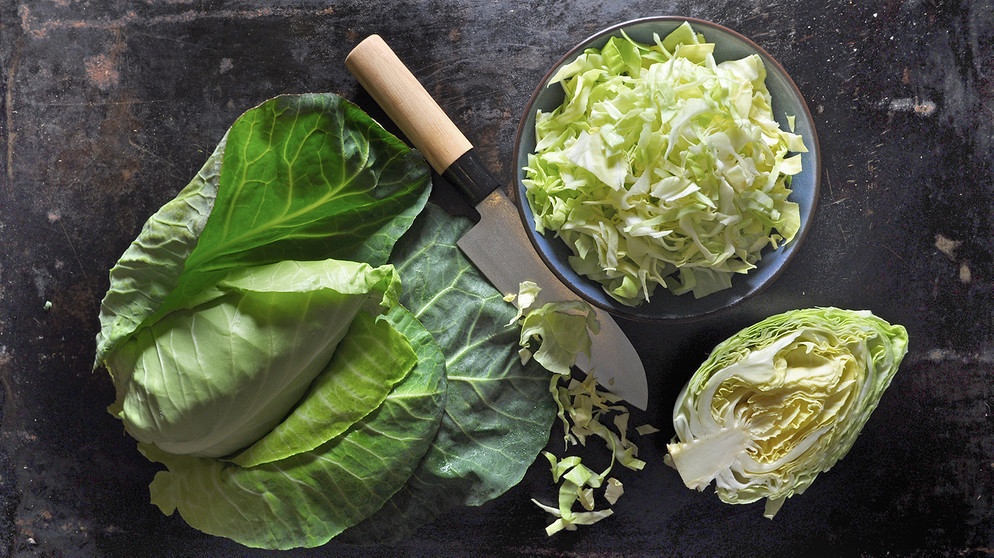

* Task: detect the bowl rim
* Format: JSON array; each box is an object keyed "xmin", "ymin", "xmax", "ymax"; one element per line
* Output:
[{"xmin": 512, "ymin": 15, "xmax": 822, "ymax": 323}]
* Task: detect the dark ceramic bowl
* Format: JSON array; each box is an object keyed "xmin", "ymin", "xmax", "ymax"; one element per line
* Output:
[{"xmin": 513, "ymin": 16, "xmax": 820, "ymax": 322}]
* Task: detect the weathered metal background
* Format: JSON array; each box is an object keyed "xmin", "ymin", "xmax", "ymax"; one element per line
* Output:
[{"xmin": 1, "ymin": 1, "xmax": 992, "ymax": 556}]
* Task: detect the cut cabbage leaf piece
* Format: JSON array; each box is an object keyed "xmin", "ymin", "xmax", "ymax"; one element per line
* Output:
[
  {"xmin": 523, "ymin": 21, "xmax": 807, "ymax": 305},
  {"xmin": 512, "ymin": 282, "xmax": 653, "ymax": 535},
  {"xmin": 666, "ymin": 307, "xmax": 909, "ymax": 518}
]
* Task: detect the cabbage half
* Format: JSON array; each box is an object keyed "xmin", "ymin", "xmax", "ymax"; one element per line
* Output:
[
  {"xmin": 523, "ymin": 21, "xmax": 807, "ymax": 305},
  {"xmin": 666, "ymin": 307, "xmax": 909, "ymax": 518}
]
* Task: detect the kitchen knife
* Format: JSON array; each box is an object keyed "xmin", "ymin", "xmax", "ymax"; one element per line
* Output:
[{"xmin": 345, "ymin": 35, "xmax": 648, "ymax": 410}]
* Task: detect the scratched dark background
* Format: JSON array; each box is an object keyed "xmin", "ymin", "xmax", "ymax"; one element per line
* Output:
[{"xmin": 1, "ymin": 0, "xmax": 993, "ymax": 556}]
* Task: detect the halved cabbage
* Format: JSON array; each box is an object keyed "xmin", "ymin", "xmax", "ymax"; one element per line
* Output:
[{"xmin": 666, "ymin": 307, "xmax": 909, "ymax": 517}]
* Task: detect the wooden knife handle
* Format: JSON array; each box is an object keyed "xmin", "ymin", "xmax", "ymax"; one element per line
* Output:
[{"xmin": 345, "ymin": 35, "xmax": 473, "ymax": 175}]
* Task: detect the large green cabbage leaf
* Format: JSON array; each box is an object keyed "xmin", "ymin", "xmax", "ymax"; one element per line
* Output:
[
  {"xmin": 666, "ymin": 307, "xmax": 909, "ymax": 518},
  {"xmin": 96, "ymin": 91, "xmax": 432, "ymax": 457},
  {"xmin": 93, "ymin": 93, "xmax": 442, "ymax": 548},
  {"xmin": 95, "ymin": 92, "xmax": 431, "ymax": 367},
  {"xmin": 523, "ymin": 22, "xmax": 806, "ymax": 305},
  {"xmin": 342, "ymin": 205, "xmax": 559, "ymax": 543}
]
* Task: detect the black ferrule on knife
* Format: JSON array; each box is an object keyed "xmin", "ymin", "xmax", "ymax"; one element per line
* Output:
[{"xmin": 442, "ymin": 149, "xmax": 502, "ymax": 206}]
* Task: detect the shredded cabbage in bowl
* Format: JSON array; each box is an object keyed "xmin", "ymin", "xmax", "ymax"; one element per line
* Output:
[{"xmin": 522, "ymin": 22, "xmax": 808, "ymax": 306}]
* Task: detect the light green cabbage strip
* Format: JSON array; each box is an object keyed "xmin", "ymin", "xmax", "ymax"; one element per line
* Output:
[
  {"xmin": 666, "ymin": 307, "xmax": 909, "ymax": 518},
  {"xmin": 513, "ymin": 283, "xmax": 653, "ymax": 535},
  {"xmin": 517, "ymin": 291, "xmax": 598, "ymax": 377},
  {"xmin": 523, "ymin": 21, "xmax": 807, "ymax": 305}
]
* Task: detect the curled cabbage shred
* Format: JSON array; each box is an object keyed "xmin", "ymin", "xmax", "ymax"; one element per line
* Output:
[
  {"xmin": 511, "ymin": 282, "xmax": 653, "ymax": 536},
  {"xmin": 665, "ymin": 307, "xmax": 909, "ymax": 518},
  {"xmin": 522, "ymin": 21, "xmax": 807, "ymax": 305}
]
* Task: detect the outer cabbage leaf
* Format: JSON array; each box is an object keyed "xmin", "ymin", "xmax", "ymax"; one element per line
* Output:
[
  {"xmin": 93, "ymin": 137, "xmax": 225, "ymax": 367},
  {"xmin": 666, "ymin": 307, "xmax": 909, "ymax": 518},
  {"xmin": 142, "ymin": 304, "xmax": 446, "ymax": 549},
  {"xmin": 229, "ymin": 300, "xmax": 416, "ymax": 468},
  {"xmin": 523, "ymin": 22, "xmax": 806, "ymax": 305},
  {"xmin": 95, "ymin": 92, "xmax": 431, "ymax": 367},
  {"xmin": 341, "ymin": 204, "xmax": 559, "ymax": 543}
]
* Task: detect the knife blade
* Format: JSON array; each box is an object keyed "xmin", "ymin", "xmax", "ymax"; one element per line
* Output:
[{"xmin": 345, "ymin": 34, "xmax": 648, "ymax": 410}]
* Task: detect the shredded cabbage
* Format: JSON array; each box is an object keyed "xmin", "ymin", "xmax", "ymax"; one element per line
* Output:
[
  {"xmin": 512, "ymin": 283, "xmax": 654, "ymax": 535},
  {"xmin": 522, "ymin": 22, "xmax": 807, "ymax": 305},
  {"xmin": 665, "ymin": 307, "xmax": 909, "ymax": 518}
]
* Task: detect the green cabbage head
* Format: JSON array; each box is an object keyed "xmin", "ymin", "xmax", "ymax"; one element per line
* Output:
[
  {"xmin": 666, "ymin": 307, "xmax": 908, "ymax": 518},
  {"xmin": 91, "ymin": 94, "xmax": 560, "ymax": 549}
]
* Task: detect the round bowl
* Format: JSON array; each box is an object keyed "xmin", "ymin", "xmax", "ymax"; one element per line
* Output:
[{"xmin": 513, "ymin": 16, "xmax": 821, "ymax": 322}]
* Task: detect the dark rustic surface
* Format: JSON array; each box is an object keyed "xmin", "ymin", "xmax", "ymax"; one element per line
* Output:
[{"xmin": 2, "ymin": 1, "xmax": 993, "ymax": 556}]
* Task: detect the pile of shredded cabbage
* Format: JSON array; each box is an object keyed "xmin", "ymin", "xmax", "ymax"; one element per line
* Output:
[
  {"xmin": 510, "ymin": 282, "xmax": 657, "ymax": 535},
  {"xmin": 522, "ymin": 22, "xmax": 807, "ymax": 305}
]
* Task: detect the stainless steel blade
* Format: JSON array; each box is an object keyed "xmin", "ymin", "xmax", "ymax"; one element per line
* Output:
[{"xmin": 458, "ymin": 189, "xmax": 649, "ymax": 409}]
